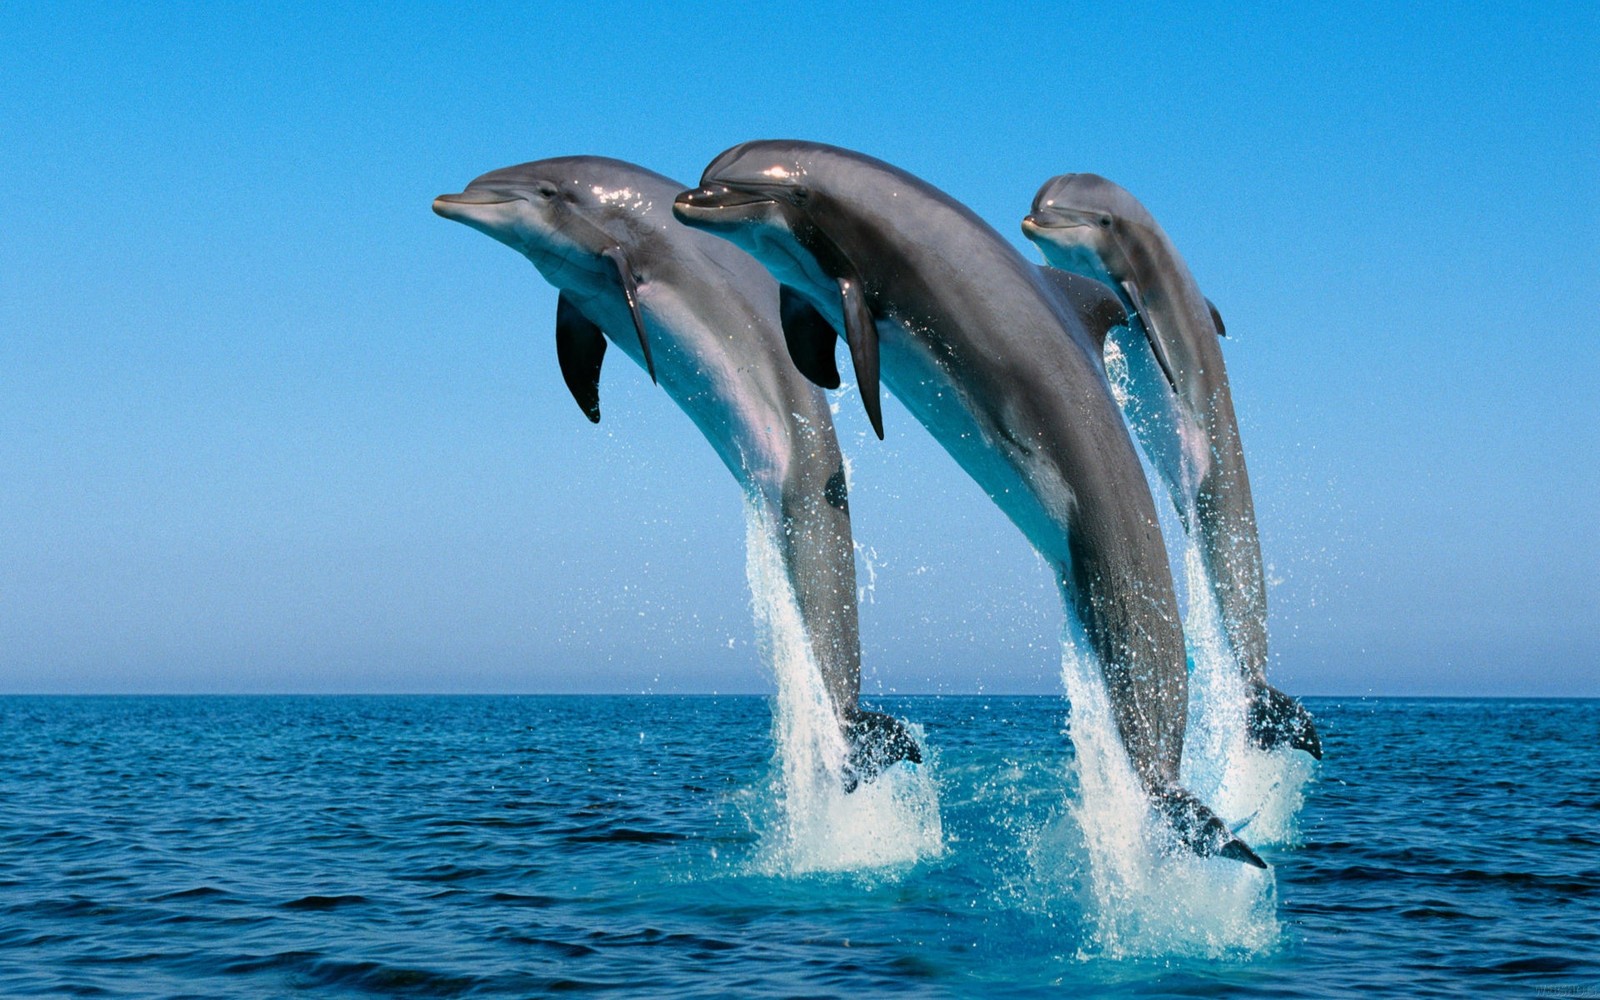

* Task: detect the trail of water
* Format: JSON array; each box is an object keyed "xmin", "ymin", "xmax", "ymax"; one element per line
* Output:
[
  {"xmin": 1177, "ymin": 544, "xmax": 1315, "ymax": 847},
  {"xmin": 1106, "ymin": 328, "xmax": 1314, "ymax": 847},
  {"xmin": 1050, "ymin": 625, "xmax": 1281, "ymax": 958},
  {"xmin": 739, "ymin": 502, "xmax": 942, "ymax": 875},
  {"xmin": 1027, "ymin": 389, "xmax": 1310, "ymax": 954}
]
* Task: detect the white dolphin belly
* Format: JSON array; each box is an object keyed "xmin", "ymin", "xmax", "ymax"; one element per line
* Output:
[{"xmin": 875, "ymin": 320, "xmax": 1075, "ymax": 569}]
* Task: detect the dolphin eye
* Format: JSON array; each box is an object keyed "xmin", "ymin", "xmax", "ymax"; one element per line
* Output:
[
  {"xmin": 535, "ymin": 183, "xmax": 559, "ymax": 199},
  {"xmin": 1098, "ymin": 215, "xmax": 1113, "ymax": 229},
  {"xmin": 790, "ymin": 186, "xmax": 810, "ymax": 205}
]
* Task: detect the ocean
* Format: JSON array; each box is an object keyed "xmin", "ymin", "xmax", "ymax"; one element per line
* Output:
[{"xmin": 1, "ymin": 695, "xmax": 1596, "ymax": 998}]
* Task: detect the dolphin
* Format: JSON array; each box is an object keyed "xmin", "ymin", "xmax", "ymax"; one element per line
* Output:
[
  {"xmin": 674, "ymin": 141, "xmax": 1265, "ymax": 867},
  {"xmin": 1022, "ymin": 174, "xmax": 1320, "ymax": 759},
  {"xmin": 432, "ymin": 156, "xmax": 920, "ymax": 785}
]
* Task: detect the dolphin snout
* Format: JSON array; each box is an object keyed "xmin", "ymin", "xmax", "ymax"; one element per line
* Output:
[
  {"xmin": 1022, "ymin": 211, "xmax": 1083, "ymax": 233},
  {"xmin": 675, "ymin": 185, "xmax": 727, "ymax": 208},
  {"xmin": 675, "ymin": 186, "xmax": 716, "ymax": 208},
  {"xmin": 432, "ymin": 190, "xmax": 518, "ymax": 220},
  {"xmin": 676, "ymin": 185, "xmax": 776, "ymax": 210}
]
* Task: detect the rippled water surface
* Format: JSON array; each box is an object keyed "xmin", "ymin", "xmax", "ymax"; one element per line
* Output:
[{"xmin": 2, "ymin": 696, "xmax": 1596, "ymax": 997}]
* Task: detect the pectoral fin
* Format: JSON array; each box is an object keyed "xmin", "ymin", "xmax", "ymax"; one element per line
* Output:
[
  {"xmin": 1036, "ymin": 265, "xmax": 1128, "ymax": 350},
  {"xmin": 555, "ymin": 293, "xmax": 607, "ymax": 423},
  {"xmin": 779, "ymin": 285, "xmax": 841, "ymax": 389},
  {"xmin": 601, "ymin": 246, "xmax": 654, "ymax": 383},
  {"xmin": 1120, "ymin": 278, "xmax": 1180, "ymax": 395},
  {"xmin": 837, "ymin": 275, "xmax": 883, "ymax": 439},
  {"xmin": 1206, "ymin": 297, "xmax": 1226, "ymax": 337}
]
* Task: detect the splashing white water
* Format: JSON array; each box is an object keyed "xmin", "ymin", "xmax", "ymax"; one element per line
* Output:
[
  {"xmin": 740, "ymin": 501, "xmax": 942, "ymax": 875},
  {"xmin": 1176, "ymin": 544, "xmax": 1314, "ymax": 847},
  {"xmin": 1047, "ymin": 618, "xmax": 1280, "ymax": 958},
  {"xmin": 1108, "ymin": 319, "xmax": 1315, "ymax": 847}
]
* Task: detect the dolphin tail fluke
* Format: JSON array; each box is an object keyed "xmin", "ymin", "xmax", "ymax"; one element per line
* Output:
[
  {"xmin": 1154, "ymin": 787, "xmax": 1267, "ymax": 869},
  {"xmin": 1247, "ymin": 683, "xmax": 1323, "ymax": 760},
  {"xmin": 840, "ymin": 710, "xmax": 922, "ymax": 793}
]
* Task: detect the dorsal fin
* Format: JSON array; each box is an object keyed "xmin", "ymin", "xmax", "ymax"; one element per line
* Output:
[
  {"xmin": 1206, "ymin": 297, "xmax": 1226, "ymax": 337},
  {"xmin": 555, "ymin": 293, "xmax": 606, "ymax": 422},
  {"xmin": 778, "ymin": 285, "xmax": 841, "ymax": 389},
  {"xmin": 1036, "ymin": 265, "xmax": 1128, "ymax": 349}
]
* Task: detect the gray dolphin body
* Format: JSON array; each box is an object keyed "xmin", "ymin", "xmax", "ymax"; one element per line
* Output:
[
  {"xmin": 1023, "ymin": 174, "xmax": 1319, "ymax": 759},
  {"xmin": 675, "ymin": 141, "xmax": 1263, "ymax": 866},
  {"xmin": 433, "ymin": 157, "xmax": 919, "ymax": 783}
]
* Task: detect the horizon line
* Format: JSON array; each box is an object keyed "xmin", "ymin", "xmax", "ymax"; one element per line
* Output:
[{"xmin": 2, "ymin": 691, "xmax": 1595, "ymax": 701}]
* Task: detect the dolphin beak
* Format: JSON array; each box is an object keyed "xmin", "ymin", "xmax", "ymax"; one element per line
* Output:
[
  {"xmin": 1022, "ymin": 211, "xmax": 1087, "ymax": 233},
  {"xmin": 676, "ymin": 185, "xmax": 775, "ymax": 208},
  {"xmin": 672, "ymin": 185, "xmax": 776, "ymax": 225},
  {"xmin": 432, "ymin": 190, "xmax": 518, "ymax": 221}
]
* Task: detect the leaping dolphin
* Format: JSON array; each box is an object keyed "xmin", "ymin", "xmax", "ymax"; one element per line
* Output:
[
  {"xmin": 1022, "ymin": 174, "xmax": 1320, "ymax": 759},
  {"xmin": 674, "ymin": 141, "xmax": 1265, "ymax": 867},
  {"xmin": 432, "ymin": 156, "xmax": 920, "ymax": 785}
]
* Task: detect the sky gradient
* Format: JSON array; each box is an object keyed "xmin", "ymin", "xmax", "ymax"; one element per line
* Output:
[{"xmin": 3, "ymin": 2, "xmax": 1596, "ymax": 695}]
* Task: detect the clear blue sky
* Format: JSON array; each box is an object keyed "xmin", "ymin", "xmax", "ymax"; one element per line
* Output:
[{"xmin": 3, "ymin": 2, "xmax": 1595, "ymax": 696}]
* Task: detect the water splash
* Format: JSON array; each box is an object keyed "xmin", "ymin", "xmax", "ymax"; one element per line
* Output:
[
  {"xmin": 740, "ymin": 501, "xmax": 942, "ymax": 875},
  {"xmin": 1046, "ymin": 624, "xmax": 1280, "ymax": 959},
  {"xmin": 1177, "ymin": 544, "xmax": 1314, "ymax": 847},
  {"xmin": 1109, "ymin": 327, "xmax": 1315, "ymax": 847}
]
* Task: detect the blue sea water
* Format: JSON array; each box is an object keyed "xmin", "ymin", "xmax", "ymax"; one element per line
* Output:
[{"xmin": 1, "ymin": 695, "xmax": 1596, "ymax": 998}]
